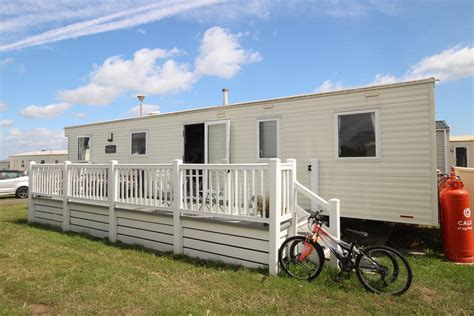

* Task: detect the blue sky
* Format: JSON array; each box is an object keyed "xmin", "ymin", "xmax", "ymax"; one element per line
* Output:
[{"xmin": 0, "ymin": 0, "xmax": 473, "ymax": 158}]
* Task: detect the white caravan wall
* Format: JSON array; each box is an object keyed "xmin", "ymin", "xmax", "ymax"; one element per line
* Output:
[{"xmin": 65, "ymin": 81, "xmax": 437, "ymax": 225}]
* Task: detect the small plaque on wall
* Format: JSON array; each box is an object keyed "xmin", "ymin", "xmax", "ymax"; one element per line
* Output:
[{"xmin": 105, "ymin": 145, "xmax": 116, "ymax": 154}]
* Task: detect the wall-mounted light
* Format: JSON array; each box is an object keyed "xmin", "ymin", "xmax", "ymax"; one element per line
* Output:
[
  {"xmin": 108, "ymin": 133, "xmax": 113, "ymax": 142},
  {"xmin": 450, "ymin": 147, "xmax": 454, "ymax": 152}
]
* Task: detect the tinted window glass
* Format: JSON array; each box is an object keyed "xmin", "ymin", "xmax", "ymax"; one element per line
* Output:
[
  {"xmin": 131, "ymin": 132, "xmax": 147, "ymax": 155},
  {"xmin": 455, "ymin": 147, "xmax": 468, "ymax": 167},
  {"xmin": 259, "ymin": 120, "xmax": 278, "ymax": 159},
  {"xmin": 78, "ymin": 137, "xmax": 91, "ymax": 161},
  {"xmin": 338, "ymin": 112, "xmax": 377, "ymax": 158}
]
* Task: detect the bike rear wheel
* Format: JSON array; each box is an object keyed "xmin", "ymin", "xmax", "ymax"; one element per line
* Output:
[
  {"xmin": 355, "ymin": 246, "xmax": 412, "ymax": 295},
  {"xmin": 278, "ymin": 235, "xmax": 325, "ymax": 281}
]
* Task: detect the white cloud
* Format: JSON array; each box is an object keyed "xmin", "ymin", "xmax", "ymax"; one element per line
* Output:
[
  {"xmin": 0, "ymin": 57, "xmax": 14, "ymax": 65},
  {"xmin": 58, "ymin": 83, "xmax": 120, "ymax": 106},
  {"xmin": 323, "ymin": 0, "xmax": 396, "ymax": 18},
  {"xmin": 316, "ymin": 80, "xmax": 345, "ymax": 93},
  {"xmin": 58, "ymin": 27, "xmax": 261, "ymax": 106},
  {"xmin": 181, "ymin": 0, "xmax": 271, "ymax": 23},
  {"xmin": 73, "ymin": 112, "xmax": 87, "ymax": 119},
  {"xmin": 1, "ymin": 0, "xmax": 398, "ymax": 52},
  {"xmin": 369, "ymin": 74, "xmax": 399, "ymax": 85},
  {"xmin": 0, "ymin": 0, "xmax": 221, "ymax": 52},
  {"xmin": 405, "ymin": 46, "xmax": 474, "ymax": 82},
  {"xmin": 126, "ymin": 104, "xmax": 160, "ymax": 117},
  {"xmin": 1, "ymin": 128, "xmax": 67, "ymax": 158},
  {"xmin": 195, "ymin": 26, "xmax": 262, "ymax": 78},
  {"xmin": 0, "ymin": 120, "xmax": 13, "ymax": 127},
  {"xmin": 19, "ymin": 103, "xmax": 71, "ymax": 118},
  {"xmin": 182, "ymin": 0, "xmax": 396, "ymax": 22},
  {"xmin": 58, "ymin": 48, "xmax": 194, "ymax": 105},
  {"xmin": 0, "ymin": 102, "xmax": 7, "ymax": 112},
  {"xmin": 317, "ymin": 45, "xmax": 474, "ymax": 92}
]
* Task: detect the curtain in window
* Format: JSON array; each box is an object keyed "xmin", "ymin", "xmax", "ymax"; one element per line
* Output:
[
  {"xmin": 78, "ymin": 137, "xmax": 90, "ymax": 161},
  {"xmin": 370, "ymin": 112, "xmax": 375, "ymax": 132}
]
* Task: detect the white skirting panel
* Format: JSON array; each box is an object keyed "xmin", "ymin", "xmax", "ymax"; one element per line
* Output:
[
  {"xmin": 116, "ymin": 209, "xmax": 174, "ymax": 252},
  {"xmin": 69, "ymin": 202, "xmax": 109, "ymax": 238},
  {"xmin": 182, "ymin": 217, "xmax": 270, "ymax": 268},
  {"xmin": 32, "ymin": 198, "xmax": 63, "ymax": 228},
  {"xmin": 30, "ymin": 199, "xmax": 272, "ymax": 269}
]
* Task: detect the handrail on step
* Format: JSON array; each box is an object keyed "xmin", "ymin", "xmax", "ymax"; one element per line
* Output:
[{"xmin": 295, "ymin": 180, "xmax": 328, "ymax": 210}]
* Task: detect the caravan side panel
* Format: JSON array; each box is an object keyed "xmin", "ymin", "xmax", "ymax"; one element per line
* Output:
[{"xmin": 65, "ymin": 81, "xmax": 438, "ymax": 225}]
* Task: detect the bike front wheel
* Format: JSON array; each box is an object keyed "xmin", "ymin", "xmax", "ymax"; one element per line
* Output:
[
  {"xmin": 355, "ymin": 246, "xmax": 413, "ymax": 295},
  {"xmin": 278, "ymin": 235, "xmax": 325, "ymax": 281}
]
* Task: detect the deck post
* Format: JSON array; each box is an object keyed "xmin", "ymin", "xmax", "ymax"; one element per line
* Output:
[
  {"xmin": 27, "ymin": 161, "xmax": 36, "ymax": 223},
  {"xmin": 310, "ymin": 158, "xmax": 320, "ymax": 211},
  {"xmin": 172, "ymin": 159, "xmax": 183, "ymax": 254},
  {"xmin": 62, "ymin": 161, "xmax": 71, "ymax": 231},
  {"xmin": 328, "ymin": 198, "xmax": 341, "ymax": 267},
  {"xmin": 286, "ymin": 159, "xmax": 298, "ymax": 237},
  {"xmin": 269, "ymin": 158, "xmax": 282, "ymax": 275},
  {"xmin": 108, "ymin": 160, "xmax": 118, "ymax": 242}
]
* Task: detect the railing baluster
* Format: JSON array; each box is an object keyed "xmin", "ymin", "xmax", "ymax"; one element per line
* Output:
[
  {"xmin": 234, "ymin": 170, "xmax": 238, "ymax": 215},
  {"xmin": 252, "ymin": 170, "xmax": 256, "ymax": 217},
  {"xmin": 144, "ymin": 169, "xmax": 148, "ymax": 205},
  {"xmin": 243, "ymin": 170, "xmax": 248, "ymax": 216},
  {"xmin": 260, "ymin": 170, "xmax": 265, "ymax": 218},
  {"xmin": 159, "ymin": 169, "xmax": 163, "ymax": 207}
]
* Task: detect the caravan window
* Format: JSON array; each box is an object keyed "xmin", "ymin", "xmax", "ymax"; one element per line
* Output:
[
  {"xmin": 257, "ymin": 119, "xmax": 279, "ymax": 159},
  {"xmin": 131, "ymin": 132, "xmax": 147, "ymax": 155},
  {"xmin": 78, "ymin": 136, "xmax": 91, "ymax": 161},
  {"xmin": 455, "ymin": 147, "xmax": 468, "ymax": 167},
  {"xmin": 336, "ymin": 110, "xmax": 380, "ymax": 159}
]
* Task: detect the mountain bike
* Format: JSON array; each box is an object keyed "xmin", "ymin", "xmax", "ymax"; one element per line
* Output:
[{"xmin": 278, "ymin": 210, "xmax": 412, "ymax": 295}]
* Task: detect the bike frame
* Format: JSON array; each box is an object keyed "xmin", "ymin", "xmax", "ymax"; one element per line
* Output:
[{"xmin": 298, "ymin": 221, "xmax": 361, "ymax": 265}]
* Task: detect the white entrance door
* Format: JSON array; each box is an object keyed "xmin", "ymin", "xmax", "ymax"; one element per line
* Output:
[{"xmin": 205, "ymin": 120, "xmax": 230, "ymax": 164}]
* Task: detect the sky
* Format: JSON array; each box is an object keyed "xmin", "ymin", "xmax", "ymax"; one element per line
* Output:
[{"xmin": 0, "ymin": 0, "xmax": 473, "ymax": 159}]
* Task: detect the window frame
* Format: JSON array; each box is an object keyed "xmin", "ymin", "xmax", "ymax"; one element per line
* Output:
[
  {"xmin": 77, "ymin": 135, "xmax": 92, "ymax": 162},
  {"xmin": 204, "ymin": 119, "xmax": 231, "ymax": 164},
  {"xmin": 454, "ymin": 146, "xmax": 469, "ymax": 167},
  {"xmin": 334, "ymin": 109, "xmax": 381, "ymax": 160},
  {"xmin": 130, "ymin": 130, "xmax": 148, "ymax": 156},
  {"xmin": 256, "ymin": 118, "xmax": 281, "ymax": 160}
]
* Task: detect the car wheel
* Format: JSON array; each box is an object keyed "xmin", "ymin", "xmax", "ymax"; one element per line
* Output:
[{"xmin": 16, "ymin": 186, "xmax": 28, "ymax": 199}]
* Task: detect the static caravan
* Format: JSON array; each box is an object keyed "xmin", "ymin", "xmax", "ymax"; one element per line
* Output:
[
  {"xmin": 0, "ymin": 159, "xmax": 9, "ymax": 170},
  {"xmin": 10, "ymin": 150, "xmax": 68, "ymax": 171},
  {"xmin": 64, "ymin": 78, "xmax": 438, "ymax": 226},
  {"xmin": 449, "ymin": 135, "xmax": 474, "ymax": 168}
]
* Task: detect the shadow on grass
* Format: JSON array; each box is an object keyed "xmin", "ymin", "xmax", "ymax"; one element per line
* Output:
[{"xmin": 9, "ymin": 217, "xmax": 269, "ymax": 275}]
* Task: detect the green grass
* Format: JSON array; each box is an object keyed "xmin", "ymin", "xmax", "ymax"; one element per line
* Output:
[{"xmin": 0, "ymin": 204, "xmax": 473, "ymax": 315}]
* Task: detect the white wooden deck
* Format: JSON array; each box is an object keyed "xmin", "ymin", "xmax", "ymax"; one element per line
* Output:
[{"xmin": 28, "ymin": 159, "xmax": 340, "ymax": 274}]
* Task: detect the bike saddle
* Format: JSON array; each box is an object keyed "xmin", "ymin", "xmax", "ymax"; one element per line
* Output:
[{"xmin": 344, "ymin": 229, "xmax": 368, "ymax": 238}]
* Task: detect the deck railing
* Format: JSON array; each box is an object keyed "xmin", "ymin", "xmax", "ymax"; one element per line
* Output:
[
  {"xmin": 29, "ymin": 158, "xmax": 340, "ymax": 274},
  {"xmin": 179, "ymin": 163, "xmax": 271, "ymax": 221},
  {"xmin": 68, "ymin": 163, "xmax": 109, "ymax": 201},
  {"xmin": 115, "ymin": 164, "xmax": 173, "ymax": 208},
  {"xmin": 30, "ymin": 164, "xmax": 64, "ymax": 197}
]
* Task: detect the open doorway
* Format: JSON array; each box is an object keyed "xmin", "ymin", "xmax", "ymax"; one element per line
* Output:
[
  {"xmin": 184, "ymin": 121, "xmax": 230, "ymax": 164},
  {"xmin": 184, "ymin": 123, "xmax": 205, "ymax": 163}
]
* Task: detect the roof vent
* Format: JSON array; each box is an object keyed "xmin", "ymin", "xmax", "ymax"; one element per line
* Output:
[{"xmin": 222, "ymin": 88, "xmax": 228, "ymax": 106}]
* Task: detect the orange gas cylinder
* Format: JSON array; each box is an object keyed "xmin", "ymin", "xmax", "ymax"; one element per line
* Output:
[{"xmin": 439, "ymin": 167, "xmax": 474, "ymax": 263}]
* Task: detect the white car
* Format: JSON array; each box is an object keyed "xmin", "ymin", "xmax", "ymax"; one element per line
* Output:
[{"xmin": 0, "ymin": 170, "xmax": 29, "ymax": 198}]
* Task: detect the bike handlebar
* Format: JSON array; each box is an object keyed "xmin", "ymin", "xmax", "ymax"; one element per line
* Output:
[{"xmin": 308, "ymin": 210, "xmax": 323, "ymax": 220}]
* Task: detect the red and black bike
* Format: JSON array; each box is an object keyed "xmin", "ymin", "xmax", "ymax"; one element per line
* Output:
[{"xmin": 278, "ymin": 210, "xmax": 413, "ymax": 295}]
